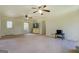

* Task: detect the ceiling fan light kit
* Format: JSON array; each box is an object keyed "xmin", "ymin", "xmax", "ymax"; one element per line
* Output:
[
  {"xmin": 38, "ymin": 10, "xmax": 43, "ymax": 14},
  {"xmin": 32, "ymin": 5, "xmax": 50, "ymax": 15}
]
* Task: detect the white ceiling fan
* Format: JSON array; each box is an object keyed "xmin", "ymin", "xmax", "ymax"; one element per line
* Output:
[{"xmin": 32, "ymin": 5, "xmax": 50, "ymax": 15}]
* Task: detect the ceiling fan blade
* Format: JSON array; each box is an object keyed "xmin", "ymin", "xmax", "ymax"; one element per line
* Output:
[
  {"xmin": 43, "ymin": 5, "xmax": 46, "ymax": 8},
  {"xmin": 33, "ymin": 11, "xmax": 38, "ymax": 13},
  {"xmin": 38, "ymin": 5, "xmax": 46, "ymax": 9},
  {"xmin": 43, "ymin": 9, "xmax": 50, "ymax": 12}
]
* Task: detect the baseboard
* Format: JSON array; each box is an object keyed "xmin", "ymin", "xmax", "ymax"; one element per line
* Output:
[{"xmin": 0, "ymin": 34, "xmax": 25, "ymax": 39}]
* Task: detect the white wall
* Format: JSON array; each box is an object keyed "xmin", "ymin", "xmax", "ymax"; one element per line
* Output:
[
  {"xmin": 46, "ymin": 9, "xmax": 79, "ymax": 41},
  {"xmin": 1, "ymin": 16, "xmax": 29, "ymax": 36}
]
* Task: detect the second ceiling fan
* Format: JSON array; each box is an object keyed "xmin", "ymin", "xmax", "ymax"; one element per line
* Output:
[{"xmin": 32, "ymin": 5, "xmax": 50, "ymax": 15}]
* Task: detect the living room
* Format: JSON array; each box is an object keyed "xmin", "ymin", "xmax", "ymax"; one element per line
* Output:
[{"xmin": 0, "ymin": 5, "xmax": 79, "ymax": 53}]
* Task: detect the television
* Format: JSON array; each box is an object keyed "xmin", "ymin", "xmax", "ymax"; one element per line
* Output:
[
  {"xmin": 33, "ymin": 23, "xmax": 39, "ymax": 28},
  {"xmin": 56, "ymin": 30, "xmax": 63, "ymax": 34}
]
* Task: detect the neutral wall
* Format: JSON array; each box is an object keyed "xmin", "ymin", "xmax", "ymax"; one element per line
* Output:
[
  {"xmin": 0, "ymin": 15, "xmax": 42, "ymax": 37},
  {"xmin": 46, "ymin": 9, "xmax": 79, "ymax": 41},
  {"xmin": 1, "ymin": 16, "xmax": 28, "ymax": 36}
]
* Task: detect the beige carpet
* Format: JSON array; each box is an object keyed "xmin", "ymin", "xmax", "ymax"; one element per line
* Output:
[{"xmin": 0, "ymin": 34, "xmax": 76, "ymax": 53}]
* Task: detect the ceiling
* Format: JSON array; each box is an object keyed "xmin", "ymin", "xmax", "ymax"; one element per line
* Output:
[{"xmin": 0, "ymin": 5, "xmax": 79, "ymax": 18}]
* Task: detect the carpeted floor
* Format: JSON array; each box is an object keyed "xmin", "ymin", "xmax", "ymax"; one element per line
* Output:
[{"xmin": 0, "ymin": 34, "xmax": 77, "ymax": 53}]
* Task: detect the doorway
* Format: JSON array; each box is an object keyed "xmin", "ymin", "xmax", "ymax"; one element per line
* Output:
[
  {"xmin": 41, "ymin": 20, "xmax": 46, "ymax": 35},
  {"xmin": 24, "ymin": 22, "xmax": 29, "ymax": 33}
]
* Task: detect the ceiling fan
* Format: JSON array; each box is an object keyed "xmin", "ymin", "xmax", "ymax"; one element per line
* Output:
[
  {"xmin": 25, "ymin": 15, "xmax": 32, "ymax": 19},
  {"xmin": 32, "ymin": 5, "xmax": 50, "ymax": 15},
  {"xmin": 25, "ymin": 15, "xmax": 32, "ymax": 21}
]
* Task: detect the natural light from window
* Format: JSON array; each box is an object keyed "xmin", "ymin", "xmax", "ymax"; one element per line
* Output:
[
  {"xmin": 24, "ymin": 22, "xmax": 29, "ymax": 30},
  {"xmin": 7, "ymin": 21, "xmax": 13, "ymax": 29}
]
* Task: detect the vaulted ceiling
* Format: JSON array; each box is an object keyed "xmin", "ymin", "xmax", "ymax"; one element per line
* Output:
[{"xmin": 0, "ymin": 5, "xmax": 79, "ymax": 19}]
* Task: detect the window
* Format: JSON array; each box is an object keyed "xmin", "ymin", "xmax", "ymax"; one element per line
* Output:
[
  {"xmin": 24, "ymin": 22, "xmax": 29, "ymax": 30},
  {"xmin": 7, "ymin": 21, "xmax": 13, "ymax": 28}
]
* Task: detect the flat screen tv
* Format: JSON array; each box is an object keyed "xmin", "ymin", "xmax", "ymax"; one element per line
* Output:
[{"xmin": 33, "ymin": 23, "xmax": 39, "ymax": 28}]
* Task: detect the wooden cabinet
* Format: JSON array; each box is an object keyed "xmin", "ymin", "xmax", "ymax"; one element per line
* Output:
[{"xmin": 32, "ymin": 28, "xmax": 40, "ymax": 34}]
